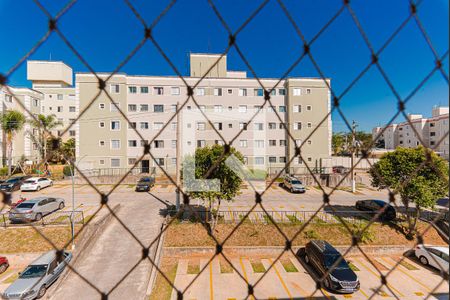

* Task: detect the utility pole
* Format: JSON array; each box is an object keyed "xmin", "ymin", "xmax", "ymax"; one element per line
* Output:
[
  {"xmin": 351, "ymin": 120, "xmax": 357, "ymax": 193},
  {"xmin": 175, "ymin": 102, "xmax": 181, "ymax": 211}
]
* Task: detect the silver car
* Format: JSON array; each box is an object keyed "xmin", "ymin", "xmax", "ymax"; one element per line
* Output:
[
  {"xmin": 1, "ymin": 250, "xmax": 72, "ymax": 300},
  {"xmin": 8, "ymin": 197, "xmax": 65, "ymax": 223},
  {"xmin": 283, "ymin": 175, "xmax": 306, "ymax": 193}
]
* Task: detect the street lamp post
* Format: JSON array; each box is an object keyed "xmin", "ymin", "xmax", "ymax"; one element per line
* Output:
[{"xmin": 69, "ymin": 155, "xmax": 87, "ymax": 250}]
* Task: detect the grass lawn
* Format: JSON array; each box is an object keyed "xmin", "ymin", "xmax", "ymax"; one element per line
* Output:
[
  {"xmin": 3, "ymin": 273, "xmax": 19, "ymax": 284},
  {"xmin": 0, "ymin": 226, "xmax": 82, "ymax": 253},
  {"xmin": 187, "ymin": 261, "xmax": 200, "ymax": 274},
  {"xmin": 281, "ymin": 259, "xmax": 298, "ymax": 272},
  {"xmin": 149, "ymin": 258, "xmax": 178, "ymax": 300},
  {"xmin": 250, "ymin": 260, "xmax": 266, "ymax": 273}
]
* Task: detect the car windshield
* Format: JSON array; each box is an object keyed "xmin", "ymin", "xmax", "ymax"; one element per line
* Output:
[
  {"xmin": 19, "ymin": 265, "xmax": 47, "ymax": 278},
  {"xmin": 23, "ymin": 180, "xmax": 36, "ymax": 184},
  {"xmin": 6, "ymin": 178, "xmax": 19, "ymax": 183},
  {"xmin": 16, "ymin": 203, "xmax": 35, "ymax": 209},
  {"xmin": 291, "ymin": 180, "xmax": 302, "ymax": 184},
  {"xmin": 373, "ymin": 200, "xmax": 387, "ymax": 207},
  {"xmin": 324, "ymin": 254, "xmax": 349, "ymax": 269}
]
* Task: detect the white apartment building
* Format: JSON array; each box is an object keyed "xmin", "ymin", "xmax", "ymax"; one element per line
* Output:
[{"xmin": 373, "ymin": 106, "xmax": 449, "ymax": 159}]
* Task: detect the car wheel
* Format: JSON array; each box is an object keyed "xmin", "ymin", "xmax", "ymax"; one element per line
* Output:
[
  {"xmin": 50, "ymin": 182, "xmax": 53, "ymax": 187},
  {"xmin": 37, "ymin": 285, "xmax": 46, "ymax": 299},
  {"xmin": 419, "ymin": 256, "xmax": 429, "ymax": 266},
  {"xmin": 35, "ymin": 213, "xmax": 43, "ymax": 221},
  {"xmin": 0, "ymin": 263, "xmax": 8, "ymax": 274},
  {"xmin": 59, "ymin": 202, "xmax": 65, "ymax": 210},
  {"xmin": 324, "ymin": 278, "xmax": 331, "ymax": 290},
  {"xmin": 305, "ymin": 254, "xmax": 310, "ymax": 264},
  {"xmin": 290, "ymin": 188, "xmax": 294, "ymax": 193},
  {"xmin": 37, "ymin": 186, "xmax": 41, "ymax": 191}
]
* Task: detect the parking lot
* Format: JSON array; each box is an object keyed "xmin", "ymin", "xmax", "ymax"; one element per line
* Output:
[{"xmin": 170, "ymin": 253, "xmax": 449, "ymax": 300}]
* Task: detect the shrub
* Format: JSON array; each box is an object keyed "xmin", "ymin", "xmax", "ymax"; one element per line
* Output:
[
  {"xmin": 63, "ymin": 165, "xmax": 74, "ymax": 177},
  {"xmin": 304, "ymin": 229, "xmax": 319, "ymax": 239},
  {"xmin": 0, "ymin": 167, "xmax": 8, "ymax": 177}
]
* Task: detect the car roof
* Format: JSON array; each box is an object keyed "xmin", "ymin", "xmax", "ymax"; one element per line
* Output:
[
  {"xmin": 426, "ymin": 246, "xmax": 449, "ymax": 254},
  {"xmin": 31, "ymin": 250, "xmax": 56, "ymax": 265},
  {"xmin": 24, "ymin": 197, "xmax": 49, "ymax": 203},
  {"xmin": 311, "ymin": 240, "xmax": 340, "ymax": 255}
]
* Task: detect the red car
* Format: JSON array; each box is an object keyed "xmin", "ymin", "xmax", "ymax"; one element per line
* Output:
[{"xmin": 0, "ymin": 256, "xmax": 9, "ymax": 274}]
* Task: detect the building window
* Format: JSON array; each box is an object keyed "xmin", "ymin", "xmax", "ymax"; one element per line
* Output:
[
  {"xmin": 294, "ymin": 122, "xmax": 302, "ymax": 130},
  {"xmin": 255, "ymin": 157, "xmax": 265, "ymax": 165},
  {"xmin": 69, "ymin": 130, "xmax": 76, "ymax": 137},
  {"xmin": 214, "ymin": 88, "xmax": 223, "ymax": 96},
  {"xmin": 196, "ymin": 88, "xmax": 205, "ymax": 96},
  {"xmin": 430, "ymin": 132, "xmax": 436, "ymax": 136},
  {"xmin": 171, "ymin": 158, "xmax": 177, "ymax": 165},
  {"xmin": 99, "ymin": 122, "xmax": 105, "ymax": 128},
  {"xmin": 430, "ymin": 123, "xmax": 435, "ymax": 127},
  {"xmin": 228, "ymin": 123, "xmax": 233, "ymax": 128},
  {"xmin": 268, "ymin": 123, "xmax": 277, "ymax": 130},
  {"xmin": 99, "ymin": 103, "xmax": 105, "ymax": 109},
  {"xmin": 129, "ymin": 122, "xmax": 136, "ymax": 129},
  {"xmin": 214, "ymin": 122, "xmax": 223, "ymax": 130},
  {"xmin": 269, "ymin": 140, "xmax": 276, "ymax": 147},
  {"xmin": 111, "ymin": 121, "xmax": 120, "ymax": 130},
  {"xmin": 293, "ymin": 88, "xmax": 302, "ymax": 96},
  {"xmin": 279, "ymin": 157, "xmax": 287, "ymax": 163},
  {"xmin": 171, "ymin": 122, "xmax": 177, "ymax": 130},
  {"xmin": 197, "ymin": 140, "xmax": 206, "ymax": 148},
  {"xmin": 5, "ymin": 95, "xmax": 13, "ymax": 102},
  {"xmin": 215, "ymin": 140, "xmax": 225, "ymax": 146},
  {"xmin": 154, "ymin": 122, "xmax": 163, "ymax": 130},
  {"xmin": 254, "ymin": 123, "xmax": 264, "ymax": 131},
  {"xmin": 307, "ymin": 105, "xmax": 312, "ymax": 111},
  {"xmin": 239, "ymin": 88, "xmax": 248, "ymax": 96},
  {"xmin": 293, "ymin": 105, "xmax": 301, "ymax": 113},
  {"xmin": 171, "ymin": 104, "xmax": 177, "ymax": 112},
  {"xmin": 280, "ymin": 140, "xmax": 287, "ymax": 147},
  {"xmin": 154, "ymin": 87, "xmax": 164, "ymax": 95},
  {"xmin": 307, "ymin": 122, "xmax": 312, "ymax": 128},
  {"xmin": 140, "ymin": 122, "xmax": 149, "ymax": 129},
  {"xmin": 430, "ymin": 141, "xmax": 436, "ymax": 146},
  {"xmin": 99, "ymin": 140, "xmax": 105, "ymax": 146},
  {"xmin": 110, "ymin": 84, "xmax": 120, "ymax": 94},
  {"xmin": 57, "ymin": 94, "xmax": 63, "ymax": 100},
  {"xmin": 111, "ymin": 140, "xmax": 121, "ymax": 149},
  {"xmin": 227, "ymin": 89, "xmax": 233, "ymax": 95},
  {"xmin": 297, "ymin": 157, "xmax": 303, "ymax": 165},
  {"xmin": 128, "ymin": 86, "xmax": 137, "ymax": 94},
  {"xmin": 254, "ymin": 89, "xmax": 264, "ymax": 97},
  {"xmin": 171, "ymin": 87, "xmax": 180, "ymax": 95},
  {"xmin": 239, "ymin": 140, "xmax": 248, "ymax": 148},
  {"xmin": 154, "ymin": 104, "xmax": 164, "ymax": 112},
  {"xmin": 269, "ymin": 157, "xmax": 277, "ymax": 163},
  {"xmin": 111, "ymin": 158, "xmax": 120, "ymax": 168},
  {"xmin": 279, "ymin": 106, "xmax": 286, "ymax": 113},
  {"xmin": 140, "ymin": 86, "xmax": 149, "ymax": 94},
  {"xmin": 278, "ymin": 89, "xmax": 286, "ymax": 96},
  {"xmin": 140, "ymin": 104, "xmax": 149, "ymax": 112},
  {"xmin": 57, "ymin": 106, "xmax": 63, "ymax": 112},
  {"xmin": 255, "ymin": 140, "xmax": 265, "ymax": 148},
  {"xmin": 128, "ymin": 158, "xmax": 137, "ymax": 165},
  {"xmin": 197, "ymin": 122, "xmax": 206, "ymax": 131},
  {"xmin": 110, "ymin": 102, "xmax": 120, "ymax": 112},
  {"xmin": 306, "ymin": 88, "xmax": 312, "ymax": 94},
  {"xmin": 307, "ymin": 140, "xmax": 312, "ymax": 145},
  {"xmin": 128, "ymin": 140, "xmax": 137, "ymax": 147},
  {"xmin": 239, "ymin": 105, "xmax": 247, "ymax": 113},
  {"xmin": 154, "ymin": 140, "xmax": 165, "ymax": 148},
  {"xmin": 128, "ymin": 104, "xmax": 137, "ymax": 112},
  {"xmin": 239, "ymin": 122, "xmax": 248, "ymax": 130},
  {"xmin": 155, "ymin": 158, "xmax": 165, "ymax": 166},
  {"xmin": 171, "ymin": 140, "xmax": 177, "ymax": 148},
  {"xmin": 308, "ymin": 157, "xmax": 312, "ymax": 162},
  {"xmin": 69, "ymin": 106, "xmax": 76, "ymax": 112},
  {"xmin": 214, "ymin": 105, "xmax": 223, "ymax": 113}
]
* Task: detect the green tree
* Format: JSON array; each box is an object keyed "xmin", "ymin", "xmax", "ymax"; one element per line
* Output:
[
  {"xmin": 28, "ymin": 114, "xmax": 63, "ymax": 163},
  {"xmin": 0, "ymin": 110, "xmax": 26, "ymax": 176},
  {"xmin": 183, "ymin": 144, "xmax": 244, "ymax": 228},
  {"xmin": 369, "ymin": 147, "xmax": 448, "ymax": 237},
  {"xmin": 45, "ymin": 137, "xmax": 76, "ymax": 163},
  {"xmin": 61, "ymin": 138, "xmax": 76, "ymax": 162},
  {"xmin": 332, "ymin": 133, "xmax": 346, "ymax": 155}
]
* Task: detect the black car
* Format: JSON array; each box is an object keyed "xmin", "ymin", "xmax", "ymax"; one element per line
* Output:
[
  {"xmin": 0, "ymin": 176, "xmax": 31, "ymax": 192},
  {"xmin": 135, "ymin": 176, "xmax": 155, "ymax": 192},
  {"xmin": 355, "ymin": 199, "xmax": 396, "ymax": 221},
  {"xmin": 304, "ymin": 240, "xmax": 360, "ymax": 293}
]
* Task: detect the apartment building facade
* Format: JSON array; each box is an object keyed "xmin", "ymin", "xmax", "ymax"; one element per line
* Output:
[
  {"xmin": 373, "ymin": 106, "xmax": 449, "ymax": 159},
  {"xmin": 76, "ymin": 54, "xmax": 332, "ymax": 175}
]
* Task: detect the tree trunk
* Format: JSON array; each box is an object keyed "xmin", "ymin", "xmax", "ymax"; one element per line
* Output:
[
  {"xmin": 212, "ymin": 198, "xmax": 222, "ymax": 231},
  {"xmin": 7, "ymin": 134, "xmax": 12, "ymax": 177}
]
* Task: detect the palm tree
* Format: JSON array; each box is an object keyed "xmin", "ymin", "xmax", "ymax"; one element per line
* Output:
[
  {"xmin": 0, "ymin": 110, "xmax": 26, "ymax": 176},
  {"xmin": 28, "ymin": 114, "xmax": 63, "ymax": 163}
]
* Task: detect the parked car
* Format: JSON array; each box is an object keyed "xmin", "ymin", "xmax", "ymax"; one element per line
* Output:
[
  {"xmin": 282, "ymin": 175, "xmax": 306, "ymax": 193},
  {"xmin": 304, "ymin": 240, "xmax": 360, "ymax": 293},
  {"xmin": 8, "ymin": 197, "xmax": 65, "ymax": 223},
  {"xmin": 415, "ymin": 245, "xmax": 449, "ymax": 273},
  {"xmin": 0, "ymin": 176, "xmax": 31, "ymax": 193},
  {"xmin": 355, "ymin": 199, "xmax": 396, "ymax": 221},
  {"xmin": 332, "ymin": 166, "xmax": 348, "ymax": 174},
  {"xmin": 0, "ymin": 256, "xmax": 9, "ymax": 274},
  {"xmin": 20, "ymin": 177, "xmax": 53, "ymax": 192},
  {"xmin": 135, "ymin": 176, "xmax": 155, "ymax": 192},
  {"xmin": 1, "ymin": 250, "xmax": 72, "ymax": 300}
]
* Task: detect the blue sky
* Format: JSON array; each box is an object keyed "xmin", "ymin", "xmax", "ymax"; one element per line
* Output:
[{"xmin": 0, "ymin": 0, "xmax": 448, "ymax": 132}]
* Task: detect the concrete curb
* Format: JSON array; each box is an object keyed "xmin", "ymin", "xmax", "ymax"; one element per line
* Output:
[
  {"xmin": 45, "ymin": 204, "xmax": 121, "ymax": 299},
  {"xmin": 145, "ymin": 218, "xmax": 168, "ymax": 299},
  {"xmin": 162, "ymin": 245, "xmax": 413, "ymax": 257}
]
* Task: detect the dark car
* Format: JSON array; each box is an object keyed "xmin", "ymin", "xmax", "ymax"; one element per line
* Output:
[
  {"xmin": 0, "ymin": 256, "xmax": 9, "ymax": 274},
  {"xmin": 0, "ymin": 176, "xmax": 31, "ymax": 192},
  {"xmin": 304, "ymin": 240, "xmax": 360, "ymax": 293},
  {"xmin": 355, "ymin": 199, "xmax": 396, "ymax": 221},
  {"xmin": 135, "ymin": 176, "xmax": 155, "ymax": 192}
]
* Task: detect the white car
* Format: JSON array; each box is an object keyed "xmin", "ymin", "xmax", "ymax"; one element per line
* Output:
[
  {"xmin": 20, "ymin": 177, "xmax": 53, "ymax": 191},
  {"xmin": 415, "ymin": 245, "xmax": 449, "ymax": 273}
]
